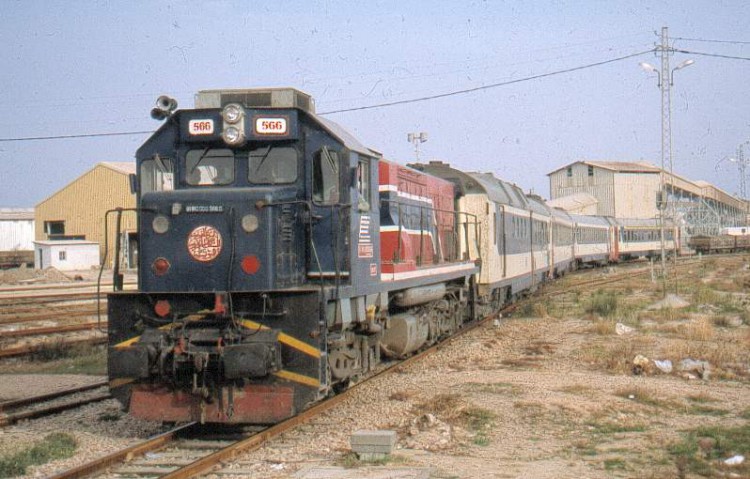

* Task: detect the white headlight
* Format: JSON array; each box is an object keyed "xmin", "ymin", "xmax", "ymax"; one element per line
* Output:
[
  {"xmin": 222, "ymin": 103, "xmax": 244, "ymax": 124},
  {"xmin": 222, "ymin": 126, "xmax": 244, "ymax": 145},
  {"xmin": 152, "ymin": 215, "xmax": 170, "ymax": 234},
  {"xmin": 242, "ymin": 214, "xmax": 259, "ymax": 233}
]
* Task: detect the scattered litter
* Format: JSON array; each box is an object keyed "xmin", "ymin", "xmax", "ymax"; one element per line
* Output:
[
  {"xmin": 616, "ymin": 323, "xmax": 635, "ymax": 335},
  {"xmin": 724, "ymin": 455, "xmax": 745, "ymax": 466},
  {"xmin": 632, "ymin": 354, "xmax": 650, "ymax": 375},
  {"xmin": 653, "ymin": 359, "xmax": 673, "ymax": 373},
  {"xmin": 679, "ymin": 358, "xmax": 711, "ymax": 380},
  {"xmin": 647, "ymin": 294, "xmax": 690, "ymax": 310},
  {"xmin": 493, "ymin": 319, "xmax": 501, "ymax": 327},
  {"xmin": 628, "ymin": 394, "xmax": 635, "ymax": 399},
  {"xmin": 144, "ymin": 452, "xmax": 162, "ymax": 459},
  {"xmin": 270, "ymin": 463, "xmax": 285, "ymax": 471}
]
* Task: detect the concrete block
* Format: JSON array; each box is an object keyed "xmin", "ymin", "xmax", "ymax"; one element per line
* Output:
[{"xmin": 350, "ymin": 430, "xmax": 397, "ymax": 456}]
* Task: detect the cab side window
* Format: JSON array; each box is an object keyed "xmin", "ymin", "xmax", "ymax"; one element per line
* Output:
[
  {"xmin": 140, "ymin": 156, "xmax": 174, "ymax": 193},
  {"xmin": 313, "ymin": 146, "xmax": 340, "ymax": 204},
  {"xmin": 357, "ymin": 159, "xmax": 370, "ymax": 211}
]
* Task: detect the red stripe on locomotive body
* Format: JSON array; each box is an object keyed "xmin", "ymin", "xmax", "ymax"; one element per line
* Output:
[{"xmin": 378, "ymin": 159, "xmax": 457, "ymax": 274}]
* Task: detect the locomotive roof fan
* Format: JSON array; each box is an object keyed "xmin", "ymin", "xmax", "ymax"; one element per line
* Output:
[{"xmin": 151, "ymin": 95, "xmax": 178, "ymax": 120}]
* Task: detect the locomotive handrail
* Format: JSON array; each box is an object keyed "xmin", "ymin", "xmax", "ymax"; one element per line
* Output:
[{"xmin": 379, "ymin": 198, "xmax": 480, "ymax": 266}]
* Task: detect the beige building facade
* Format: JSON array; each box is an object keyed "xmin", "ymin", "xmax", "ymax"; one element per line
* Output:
[
  {"xmin": 549, "ymin": 160, "xmax": 750, "ymax": 234},
  {"xmin": 548, "ymin": 161, "xmax": 661, "ymax": 219},
  {"xmin": 35, "ymin": 162, "xmax": 137, "ymax": 267}
]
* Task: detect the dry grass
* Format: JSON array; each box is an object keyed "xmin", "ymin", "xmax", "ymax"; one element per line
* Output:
[
  {"xmin": 682, "ymin": 317, "xmax": 715, "ymax": 341},
  {"xmin": 589, "ymin": 319, "xmax": 616, "ymax": 335}
]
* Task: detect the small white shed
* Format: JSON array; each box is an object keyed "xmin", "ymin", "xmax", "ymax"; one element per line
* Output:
[{"xmin": 33, "ymin": 240, "xmax": 100, "ymax": 271}]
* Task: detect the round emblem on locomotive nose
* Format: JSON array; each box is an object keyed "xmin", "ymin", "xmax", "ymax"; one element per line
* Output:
[{"xmin": 187, "ymin": 225, "xmax": 223, "ymax": 262}]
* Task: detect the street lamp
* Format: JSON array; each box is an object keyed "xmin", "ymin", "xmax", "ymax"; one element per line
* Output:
[
  {"xmin": 639, "ymin": 27, "xmax": 694, "ymax": 288},
  {"xmin": 407, "ymin": 132, "xmax": 428, "ymax": 161}
]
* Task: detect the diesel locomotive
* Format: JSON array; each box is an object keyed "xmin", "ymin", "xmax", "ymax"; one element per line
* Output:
[
  {"xmin": 107, "ymin": 87, "xmax": 679, "ymax": 425},
  {"xmin": 107, "ymin": 88, "xmax": 481, "ymax": 424}
]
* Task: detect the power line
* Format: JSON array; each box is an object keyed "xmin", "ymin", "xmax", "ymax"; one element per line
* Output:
[
  {"xmin": 318, "ymin": 49, "xmax": 655, "ymax": 115},
  {"xmin": 674, "ymin": 36, "xmax": 750, "ymax": 45},
  {"xmin": 672, "ymin": 48, "xmax": 750, "ymax": 61},
  {"xmin": 0, "ymin": 130, "xmax": 154, "ymax": 143}
]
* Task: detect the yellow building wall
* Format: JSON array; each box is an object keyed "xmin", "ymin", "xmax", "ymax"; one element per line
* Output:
[{"xmin": 35, "ymin": 164, "xmax": 136, "ymax": 265}]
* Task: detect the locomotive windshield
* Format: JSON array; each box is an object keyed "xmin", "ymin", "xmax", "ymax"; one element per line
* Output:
[
  {"xmin": 186, "ymin": 148, "xmax": 234, "ymax": 186},
  {"xmin": 248, "ymin": 143, "xmax": 297, "ymax": 184}
]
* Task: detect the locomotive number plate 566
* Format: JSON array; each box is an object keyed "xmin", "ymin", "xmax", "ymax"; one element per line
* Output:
[
  {"xmin": 254, "ymin": 117, "xmax": 287, "ymax": 135},
  {"xmin": 187, "ymin": 225, "xmax": 223, "ymax": 262}
]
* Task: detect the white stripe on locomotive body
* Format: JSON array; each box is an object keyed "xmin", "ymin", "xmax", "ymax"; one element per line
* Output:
[
  {"xmin": 378, "ymin": 185, "xmax": 434, "ymax": 206},
  {"xmin": 379, "ymin": 225, "xmax": 435, "ymax": 239}
]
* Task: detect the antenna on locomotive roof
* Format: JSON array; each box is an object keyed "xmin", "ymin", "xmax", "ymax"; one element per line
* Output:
[{"xmin": 407, "ymin": 132, "xmax": 428, "ymax": 162}]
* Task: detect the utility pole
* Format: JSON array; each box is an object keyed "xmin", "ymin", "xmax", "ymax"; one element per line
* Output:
[{"xmin": 640, "ymin": 26, "xmax": 694, "ymax": 286}]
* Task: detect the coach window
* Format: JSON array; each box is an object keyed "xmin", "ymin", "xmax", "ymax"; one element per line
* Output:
[
  {"xmin": 248, "ymin": 144, "xmax": 297, "ymax": 184},
  {"xmin": 187, "ymin": 148, "xmax": 234, "ymax": 186},
  {"xmin": 313, "ymin": 146, "xmax": 340, "ymax": 204},
  {"xmin": 356, "ymin": 159, "xmax": 370, "ymax": 211},
  {"xmin": 140, "ymin": 156, "xmax": 174, "ymax": 193}
]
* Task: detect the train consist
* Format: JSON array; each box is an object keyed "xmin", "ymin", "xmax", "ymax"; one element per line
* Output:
[{"xmin": 107, "ymin": 88, "xmax": 678, "ymax": 424}]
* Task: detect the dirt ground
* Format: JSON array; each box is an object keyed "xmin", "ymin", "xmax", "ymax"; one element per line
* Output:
[
  {"xmin": 0, "ymin": 257, "xmax": 748, "ymax": 478},
  {"xmin": 220, "ymin": 255, "xmax": 750, "ymax": 479}
]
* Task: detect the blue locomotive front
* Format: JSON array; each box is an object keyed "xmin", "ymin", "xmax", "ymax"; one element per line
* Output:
[{"xmin": 108, "ymin": 89, "xmax": 384, "ymax": 423}]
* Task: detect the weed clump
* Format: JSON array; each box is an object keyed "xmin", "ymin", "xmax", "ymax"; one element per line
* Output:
[
  {"xmin": 585, "ymin": 291, "xmax": 618, "ymax": 317},
  {"xmin": 0, "ymin": 433, "xmax": 77, "ymax": 477}
]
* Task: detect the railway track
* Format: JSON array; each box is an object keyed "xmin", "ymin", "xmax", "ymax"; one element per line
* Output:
[
  {"xmin": 50, "ymin": 305, "xmax": 509, "ymax": 479},
  {"xmin": 0, "ymin": 381, "xmax": 110, "ymax": 427}
]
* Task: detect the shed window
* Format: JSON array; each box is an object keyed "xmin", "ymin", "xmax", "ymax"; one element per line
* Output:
[
  {"xmin": 58, "ymin": 251, "xmax": 66, "ymax": 261},
  {"xmin": 45, "ymin": 221, "xmax": 65, "ymax": 237},
  {"xmin": 587, "ymin": 165, "xmax": 594, "ymax": 177}
]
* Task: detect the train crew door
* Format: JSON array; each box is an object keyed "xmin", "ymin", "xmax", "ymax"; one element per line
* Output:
[{"xmin": 309, "ymin": 145, "xmax": 350, "ymax": 279}]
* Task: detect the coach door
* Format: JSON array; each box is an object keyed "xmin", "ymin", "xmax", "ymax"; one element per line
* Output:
[{"xmin": 309, "ymin": 146, "xmax": 350, "ymax": 279}]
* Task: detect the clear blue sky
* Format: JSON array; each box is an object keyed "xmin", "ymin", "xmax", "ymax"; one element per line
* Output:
[{"xmin": 1, "ymin": 0, "xmax": 748, "ymax": 207}]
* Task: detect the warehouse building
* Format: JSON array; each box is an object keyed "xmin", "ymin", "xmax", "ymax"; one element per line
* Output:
[
  {"xmin": 35, "ymin": 162, "xmax": 137, "ymax": 268},
  {"xmin": 548, "ymin": 160, "xmax": 750, "ymax": 235},
  {"xmin": 0, "ymin": 208, "xmax": 35, "ymax": 267}
]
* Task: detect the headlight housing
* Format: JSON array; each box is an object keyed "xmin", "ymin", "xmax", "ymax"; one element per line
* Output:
[
  {"xmin": 152, "ymin": 215, "xmax": 170, "ymax": 234},
  {"xmin": 222, "ymin": 126, "xmax": 244, "ymax": 145},
  {"xmin": 222, "ymin": 103, "xmax": 244, "ymax": 124}
]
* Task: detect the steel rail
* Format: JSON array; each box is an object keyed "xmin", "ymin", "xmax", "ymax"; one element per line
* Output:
[
  {"xmin": 160, "ymin": 306, "xmax": 510, "ymax": 479},
  {"xmin": 0, "ymin": 337, "xmax": 107, "ymax": 358},
  {"xmin": 49, "ymin": 305, "xmax": 509, "ymax": 479},
  {"xmin": 0, "ymin": 309, "xmax": 99, "ymax": 325},
  {"xmin": 0, "ymin": 322, "xmax": 104, "ymax": 339},
  {"xmin": 0, "ymin": 381, "xmax": 108, "ymax": 413},
  {"xmin": 48, "ymin": 423, "xmax": 201, "ymax": 479},
  {"xmin": 0, "ymin": 393, "xmax": 112, "ymax": 427}
]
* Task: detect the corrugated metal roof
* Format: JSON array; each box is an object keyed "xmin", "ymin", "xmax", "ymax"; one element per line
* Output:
[
  {"xmin": 548, "ymin": 160, "xmax": 660, "ymax": 175},
  {"xmin": 0, "ymin": 208, "xmax": 34, "ymax": 221}
]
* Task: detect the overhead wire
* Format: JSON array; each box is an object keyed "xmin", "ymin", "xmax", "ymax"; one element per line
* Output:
[
  {"xmin": 318, "ymin": 49, "xmax": 655, "ymax": 114},
  {"xmin": 3, "ymin": 45, "xmax": 743, "ymax": 141},
  {"xmin": 673, "ymin": 36, "xmax": 750, "ymax": 45},
  {"xmin": 672, "ymin": 49, "xmax": 750, "ymax": 61}
]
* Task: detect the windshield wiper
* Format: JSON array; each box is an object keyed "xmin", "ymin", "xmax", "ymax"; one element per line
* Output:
[{"xmin": 252, "ymin": 145, "xmax": 273, "ymax": 176}]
